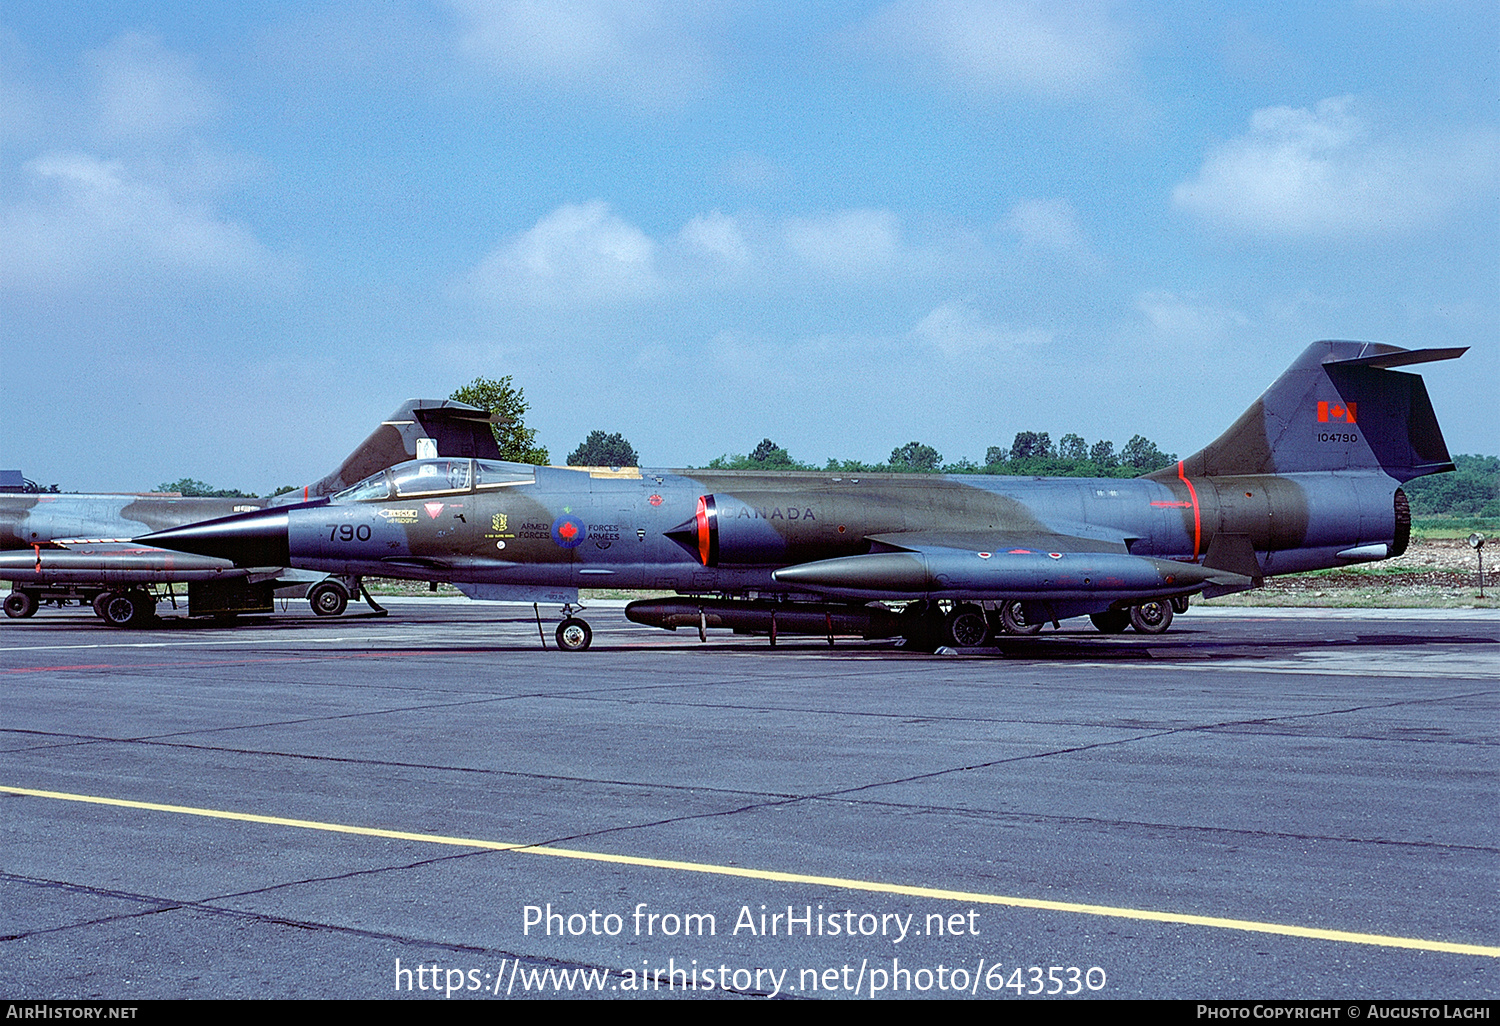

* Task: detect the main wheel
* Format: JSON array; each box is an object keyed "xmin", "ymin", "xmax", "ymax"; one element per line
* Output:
[
  {"xmin": 998, "ymin": 600, "xmax": 1044, "ymax": 635},
  {"xmin": 1090, "ymin": 609, "xmax": 1130, "ymax": 633},
  {"xmin": 308, "ymin": 581, "xmax": 349, "ymax": 617},
  {"xmin": 93, "ymin": 592, "xmax": 114, "ymax": 619},
  {"xmin": 4, "ymin": 591, "xmax": 38, "ymax": 618},
  {"xmin": 1130, "ymin": 600, "xmax": 1173, "ymax": 634},
  {"xmin": 942, "ymin": 604, "xmax": 990, "ymax": 647},
  {"xmin": 101, "ymin": 590, "xmax": 154, "ymax": 629},
  {"xmin": 1170, "ymin": 595, "xmax": 1190, "ymax": 614},
  {"xmin": 555, "ymin": 617, "xmax": 593, "ymax": 652}
]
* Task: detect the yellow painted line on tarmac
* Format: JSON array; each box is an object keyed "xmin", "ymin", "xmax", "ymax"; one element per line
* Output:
[{"xmin": 4, "ymin": 782, "xmax": 1496, "ymax": 959}]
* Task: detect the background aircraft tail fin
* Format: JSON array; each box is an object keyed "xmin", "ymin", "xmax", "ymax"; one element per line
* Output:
[
  {"xmin": 1153, "ymin": 340, "xmax": 1464, "ymax": 482},
  {"xmin": 269, "ymin": 400, "xmax": 501, "ymax": 505}
]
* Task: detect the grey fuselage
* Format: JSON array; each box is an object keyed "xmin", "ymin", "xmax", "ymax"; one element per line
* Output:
[{"xmin": 271, "ymin": 461, "xmax": 1402, "ymax": 599}]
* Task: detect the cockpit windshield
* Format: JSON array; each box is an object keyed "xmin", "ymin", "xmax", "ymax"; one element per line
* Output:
[
  {"xmin": 332, "ymin": 458, "xmax": 536, "ymax": 502},
  {"xmin": 333, "ymin": 472, "xmax": 392, "ymax": 502}
]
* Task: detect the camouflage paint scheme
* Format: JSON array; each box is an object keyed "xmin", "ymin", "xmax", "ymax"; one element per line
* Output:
[
  {"xmin": 140, "ymin": 342, "xmax": 1464, "ymax": 647},
  {"xmin": 1, "ymin": 400, "xmax": 500, "ymax": 622}
]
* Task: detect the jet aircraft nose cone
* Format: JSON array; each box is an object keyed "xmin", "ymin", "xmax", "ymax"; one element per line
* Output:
[{"xmin": 138, "ymin": 508, "xmax": 291, "ymax": 567}]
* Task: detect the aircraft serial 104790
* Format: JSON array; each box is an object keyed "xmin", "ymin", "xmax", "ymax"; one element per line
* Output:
[
  {"xmin": 1, "ymin": 400, "xmax": 502, "ymax": 626},
  {"xmin": 140, "ymin": 341, "xmax": 1465, "ymax": 650}
]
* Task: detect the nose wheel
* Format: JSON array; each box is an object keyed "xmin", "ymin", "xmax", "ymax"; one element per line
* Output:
[{"xmin": 555, "ymin": 617, "xmax": 593, "ymax": 652}]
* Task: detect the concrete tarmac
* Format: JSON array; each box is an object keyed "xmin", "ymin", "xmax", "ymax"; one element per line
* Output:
[{"xmin": 0, "ymin": 600, "xmax": 1495, "ymax": 1000}]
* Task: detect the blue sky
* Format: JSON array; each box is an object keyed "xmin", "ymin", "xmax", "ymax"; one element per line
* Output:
[{"xmin": 2, "ymin": 1, "xmax": 1495, "ymax": 492}]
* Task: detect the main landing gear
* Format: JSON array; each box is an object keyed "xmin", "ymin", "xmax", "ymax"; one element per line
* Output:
[
  {"xmin": 538, "ymin": 603, "xmax": 593, "ymax": 651},
  {"xmin": 899, "ymin": 597, "xmax": 1188, "ymax": 648},
  {"xmin": 1091, "ymin": 600, "xmax": 1177, "ymax": 635}
]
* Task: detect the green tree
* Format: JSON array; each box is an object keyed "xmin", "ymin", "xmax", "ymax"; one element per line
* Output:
[
  {"xmin": 1009, "ymin": 431, "xmax": 1053, "ymax": 460},
  {"xmin": 567, "ymin": 431, "xmax": 639, "ymax": 467},
  {"xmin": 155, "ymin": 478, "xmax": 254, "ymax": 498},
  {"xmin": 749, "ymin": 438, "xmax": 795, "ymax": 467},
  {"xmin": 450, "ymin": 376, "xmax": 550, "ymax": 465},
  {"xmin": 1089, "ymin": 439, "xmax": 1117, "ymax": 468},
  {"xmin": 704, "ymin": 442, "xmax": 816, "ymax": 470},
  {"xmin": 889, "ymin": 441, "xmax": 942, "ymax": 472},
  {"xmin": 1404, "ymin": 455, "xmax": 1500, "ymax": 516},
  {"xmin": 1121, "ymin": 434, "xmax": 1176, "ymax": 472},
  {"xmin": 1058, "ymin": 433, "xmax": 1088, "ymax": 461}
]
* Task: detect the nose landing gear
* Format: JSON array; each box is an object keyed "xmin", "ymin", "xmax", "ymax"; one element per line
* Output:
[{"xmin": 555, "ymin": 617, "xmax": 593, "ymax": 652}]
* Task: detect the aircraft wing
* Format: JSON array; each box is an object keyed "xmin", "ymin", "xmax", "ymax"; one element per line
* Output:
[{"xmin": 863, "ymin": 529, "xmax": 1130, "ymax": 555}]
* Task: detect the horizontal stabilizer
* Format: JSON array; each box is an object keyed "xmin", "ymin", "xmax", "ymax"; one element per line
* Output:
[{"xmin": 1323, "ymin": 347, "xmax": 1468, "ymax": 369}]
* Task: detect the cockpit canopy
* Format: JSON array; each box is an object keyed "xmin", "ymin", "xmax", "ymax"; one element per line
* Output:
[{"xmin": 332, "ymin": 458, "xmax": 536, "ymax": 501}]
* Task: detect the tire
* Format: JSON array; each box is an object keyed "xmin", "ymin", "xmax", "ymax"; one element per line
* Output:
[
  {"xmin": 101, "ymin": 591, "xmax": 154, "ymax": 629},
  {"xmin": 1170, "ymin": 595, "xmax": 1190, "ymax": 614},
  {"xmin": 1090, "ymin": 609, "xmax": 1130, "ymax": 634},
  {"xmin": 998, "ymin": 600, "xmax": 1043, "ymax": 635},
  {"xmin": 942, "ymin": 604, "xmax": 990, "ymax": 647},
  {"xmin": 93, "ymin": 592, "xmax": 113, "ymax": 619},
  {"xmin": 1129, "ymin": 600, "xmax": 1173, "ymax": 634},
  {"xmin": 308, "ymin": 581, "xmax": 349, "ymax": 617},
  {"xmin": 4, "ymin": 591, "xmax": 38, "ymax": 618},
  {"xmin": 555, "ymin": 617, "xmax": 592, "ymax": 652}
]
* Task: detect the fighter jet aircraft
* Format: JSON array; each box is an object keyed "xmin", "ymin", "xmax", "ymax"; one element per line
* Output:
[
  {"xmin": 1, "ymin": 400, "xmax": 500, "ymax": 626},
  {"xmin": 139, "ymin": 341, "xmax": 1463, "ymax": 649}
]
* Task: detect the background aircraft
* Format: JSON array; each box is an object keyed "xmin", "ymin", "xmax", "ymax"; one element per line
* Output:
[
  {"xmin": 140, "ymin": 341, "xmax": 1463, "ymax": 650},
  {"xmin": 1, "ymin": 400, "xmax": 500, "ymax": 626}
]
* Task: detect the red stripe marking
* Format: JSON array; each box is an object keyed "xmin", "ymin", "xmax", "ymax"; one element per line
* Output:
[
  {"xmin": 1177, "ymin": 460, "xmax": 1201, "ymax": 560},
  {"xmin": 695, "ymin": 496, "xmax": 709, "ymax": 566}
]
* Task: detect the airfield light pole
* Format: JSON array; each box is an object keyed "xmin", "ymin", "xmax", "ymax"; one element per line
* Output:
[{"xmin": 1470, "ymin": 533, "xmax": 1486, "ymax": 598}]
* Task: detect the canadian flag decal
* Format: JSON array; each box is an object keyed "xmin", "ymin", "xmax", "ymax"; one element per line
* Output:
[{"xmin": 1317, "ymin": 401, "xmax": 1357, "ymax": 424}]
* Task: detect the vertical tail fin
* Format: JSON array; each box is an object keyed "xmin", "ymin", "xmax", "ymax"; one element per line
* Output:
[
  {"xmin": 1158, "ymin": 341, "xmax": 1465, "ymax": 482},
  {"xmin": 269, "ymin": 399, "xmax": 501, "ymax": 505}
]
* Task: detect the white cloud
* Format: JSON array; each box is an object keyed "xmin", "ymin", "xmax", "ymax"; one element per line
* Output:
[
  {"xmin": 1173, "ymin": 97, "xmax": 1500, "ymax": 238},
  {"xmin": 678, "ymin": 211, "xmax": 750, "ymax": 265},
  {"xmin": 911, "ymin": 302, "xmax": 1051, "ymax": 357},
  {"xmin": 1004, "ymin": 197, "xmax": 1092, "ymax": 255},
  {"xmin": 1134, "ymin": 292, "xmax": 1249, "ymax": 348},
  {"xmin": 783, "ymin": 209, "xmax": 902, "ymax": 276},
  {"xmin": 859, "ymin": 0, "xmax": 1131, "ymax": 99},
  {"xmin": 467, "ymin": 201, "xmax": 662, "ymax": 306},
  {"xmin": 446, "ymin": 0, "xmax": 714, "ymax": 109},
  {"xmin": 0, "ymin": 32, "xmax": 289, "ymax": 296},
  {"xmin": 462, "ymin": 202, "xmax": 978, "ymax": 309},
  {"xmin": 0, "ymin": 152, "xmax": 283, "ymax": 292},
  {"xmin": 88, "ymin": 32, "xmax": 219, "ymax": 141}
]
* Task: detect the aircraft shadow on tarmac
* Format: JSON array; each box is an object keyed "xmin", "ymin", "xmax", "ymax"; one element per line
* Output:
[{"xmin": 4, "ymin": 608, "xmax": 1495, "ymax": 661}]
